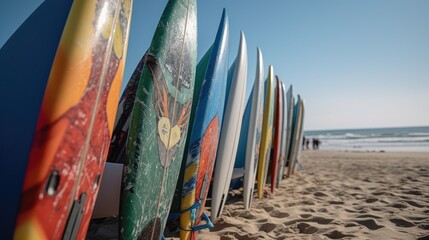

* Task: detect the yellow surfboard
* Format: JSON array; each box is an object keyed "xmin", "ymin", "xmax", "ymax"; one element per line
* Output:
[{"xmin": 257, "ymin": 65, "xmax": 275, "ymax": 199}]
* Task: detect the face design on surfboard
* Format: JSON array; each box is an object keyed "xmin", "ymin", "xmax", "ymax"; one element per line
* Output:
[{"xmin": 146, "ymin": 55, "xmax": 192, "ymax": 168}]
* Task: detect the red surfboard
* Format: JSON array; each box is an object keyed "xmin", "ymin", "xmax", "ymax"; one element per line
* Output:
[{"xmin": 270, "ymin": 76, "xmax": 283, "ymax": 193}]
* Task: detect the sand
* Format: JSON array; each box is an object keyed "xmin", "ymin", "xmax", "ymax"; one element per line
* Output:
[
  {"xmin": 87, "ymin": 151, "xmax": 429, "ymax": 239},
  {"xmin": 195, "ymin": 151, "xmax": 429, "ymax": 240}
]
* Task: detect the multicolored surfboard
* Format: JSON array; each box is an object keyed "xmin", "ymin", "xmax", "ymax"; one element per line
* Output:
[
  {"xmin": 270, "ymin": 76, "xmax": 283, "ymax": 193},
  {"xmin": 107, "ymin": 55, "xmax": 146, "ymax": 164},
  {"xmin": 14, "ymin": 0, "xmax": 133, "ymax": 239},
  {"xmin": 211, "ymin": 32, "xmax": 247, "ymax": 221},
  {"xmin": 0, "ymin": 1, "xmax": 73, "ymax": 237},
  {"xmin": 179, "ymin": 10, "xmax": 229, "ymax": 240},
  {"xmin": 119, "ymin": 0, "xmax": 197, "ymax": 239},
  {"xmin": 257, "ymin": 65, "xmax": 275, "ymax": 199}
]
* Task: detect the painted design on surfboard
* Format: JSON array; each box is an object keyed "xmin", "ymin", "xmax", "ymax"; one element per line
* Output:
[
  {"xmin": 148, "ymin": 55, "xmax": 192, "ymax": 167},
  {"xmin": 181, "ymin": 116, "xmax": 219, "ymax": 238},
  {"xmin": 119, "ymin": 0, "xmax": 196, "ymax": 239},
  {"xmin": 179, "ymin": 10, "xmax": 228, "ymax": 240},
  {"xmin": 15, "ymin": 0, "xmax": 132, "ymax": 239},
  {"xmin": 108, "ymin": 56, "xmax": 146, "ymax": 164}
]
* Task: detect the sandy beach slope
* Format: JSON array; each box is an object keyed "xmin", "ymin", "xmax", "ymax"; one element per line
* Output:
[
  {"xmin": 196, "ymin": 151, "xmax": 429, "ymax": 240},
  {"xmin": 87, "ymin": 151, "xmax": 429, "ymax": 239}
]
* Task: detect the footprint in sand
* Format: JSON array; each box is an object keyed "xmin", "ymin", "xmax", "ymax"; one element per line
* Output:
[
  {"xmin": 262, "ymin": 204, "xmax": 275, "ymax": 213},
  {"xmin": 403, "ymin": 190, "xmax": 423, "ymax": 196},
  {"xmin": 390, "ymin": 202, "xmax": 408, "ymax": 209},
  {"xmin": 259, "ymin": 223, "xmax": 278, "ymax": 233},
  {"xmin": 389, "ymin": 218, "xmax": 415, "ymax": 228},
  {"xmin": 324, "ymin": 230, "xmax": 354, "ymax": 239},
  {"xmin": 270, "ymin": 210, "xmax": 290, "ymax": 218},
  {"xmin": 404, "ymin": 200, "xmax": 425, "ymax": 208},
  {"xmin": 345, "ymin": 222, "xmax": 359, "ymax": 228},
  {"xmin": 256, "ymin": 218, "xmax": 268, "ymax": 224},
  {"xmin": 313, "ymin": 191, "xmax": 329, "ymax": 197},
  {"xmin": 418, "ymin": 224, "xmax": 429, "ymax": 230},
  {"xmin": 365, "ymin": 197, "xmax": 378, "ymax": 203},
  {"xmin": 240, "ymin": 211, "xmax": 259, "ymax": 220},
  {"xmin": 355, "ymin": 219, "xmax": 384, "ymax": 230},
  {"xmin": 318, "ymin": 208, "xmax": 328, "ymax": 213},
  {"xmin": 297, "ymin": 222, "xmax": 318, "ymax": 234}
]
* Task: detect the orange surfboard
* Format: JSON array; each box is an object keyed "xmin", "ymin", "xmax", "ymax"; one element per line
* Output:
[{"xmin": 14, "ymin": 0, "xmax": 132, "ymax": 239}]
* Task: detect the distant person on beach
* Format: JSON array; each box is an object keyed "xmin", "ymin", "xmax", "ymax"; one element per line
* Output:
[
  {"xmin": 306, "ymin": 139, "xmax": 310, "ymax": 149},
  {"xmin": 312, "ymin": 138, "xmax": 321, "ymax": 150}
]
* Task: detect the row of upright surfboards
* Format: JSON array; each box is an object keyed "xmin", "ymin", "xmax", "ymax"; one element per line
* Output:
[{"xmin": 0, "ymin": 0, "xmax": 305, "ymax": 239}]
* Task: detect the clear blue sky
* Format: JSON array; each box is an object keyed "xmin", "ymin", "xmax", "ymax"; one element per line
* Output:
[{"xmin": 1, "ymin": 0, "xmax": 428, "ymax": 130}]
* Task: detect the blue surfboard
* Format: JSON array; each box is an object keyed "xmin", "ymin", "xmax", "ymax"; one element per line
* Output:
[{"xmin": 0, "ymin": 1, "xmax": 73, "ymax": 238}]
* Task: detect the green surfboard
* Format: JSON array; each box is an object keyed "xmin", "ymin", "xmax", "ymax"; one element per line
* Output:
[{"xmin": 119, "ymin": 0, "xmax": 197, "ymax": 239}]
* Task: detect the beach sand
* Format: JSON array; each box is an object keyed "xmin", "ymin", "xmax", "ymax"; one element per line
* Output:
[
  {"xmin": 87, "ymin": 151, "xmax": 429, "ymax": 239},
  {"xmin": 196, "ymin": 151, "xmax": 429, "ymax": 240}
]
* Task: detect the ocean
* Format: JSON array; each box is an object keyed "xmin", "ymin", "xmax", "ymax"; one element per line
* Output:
[{"xmin": 304, "ymin": 126, "xmax": 429, "ymax": 152}]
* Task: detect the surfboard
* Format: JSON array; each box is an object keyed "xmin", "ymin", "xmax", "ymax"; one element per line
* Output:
[
  {"xmin": 90, "ymin": 53, "xmax": 147, "ymax": 220},
  {"xmin": 107, "ymin": 55, "xmax": 146, "ymax": 164},
  {"xmin": 0, "ymin": 1, "xmax": 73, "ymax": 237},
  {"xmin": 230, "ymin": 93, "xmax": 252, "ymax": 190},
  {"xmin": 168, "ymin": 47, "xmax": 211, "ymax": 227},
  {"xmin": 277, "ymin": 82, "xmax": 288, "ymax": 187},
  {"xmin": 242, "ymin": 48, "xmax": 265, "ymax": 209},
  {"xmin": 211, "ymin": 31, "xmax": 247, "ymax": 221},
  {"xmin": 14, "ymin": 0, "xmax": 133, "ymax": 239},
  {"xmin": 287, "ymin": 95, "xmax": 303, "ymax": 178},
  {"xmin": 291, "ymin": 98, "xmax": 305, "ymax": 175},
  {"xmin": 231, "ymin": 48, "xmax": 264, "ymax": 196},
  {"xmin": 283, "ymin": 85, "xmax": 295, "ymax": 177},
  {"xmin": 179, "ymin": 9, "xmax": 229, "ymax": 240},
  {"xmin": 257, "ymin": 65, "xmax": 275, "ymax": 199},
  {"xmin": 119, "ymin": 0, "xmax": 197, "ymax": 239},
  {"xmin": 270, "ymin": 76, "xmax": 283, "ymax": 193}
]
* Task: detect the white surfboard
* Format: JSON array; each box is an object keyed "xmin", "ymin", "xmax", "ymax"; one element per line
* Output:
[
  {"xmin": 243, "ymin": 48, "xmax": 264, "ymax": 210},
  {"xmin": 276, "ymin": 82, "xmax": 288, "ymax": 187},
  {"xmin": 211, "ymin": 31, "xmax": 247, "ymax": 220},
  {"xmin": 284, "ymin": 87, "xmax": 295, "ymax": 177},
  {"xmin": 293, "ymin": 98, "xmax": 305, "ymax": 173},
  {"xmin": 287, "ymin": 95, "xmax": 304, "ymax": 177}
]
